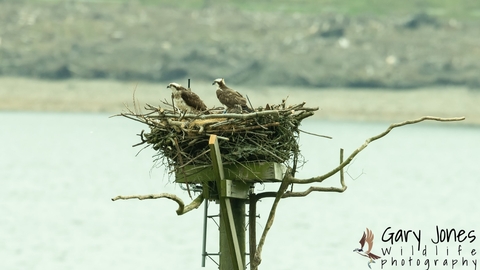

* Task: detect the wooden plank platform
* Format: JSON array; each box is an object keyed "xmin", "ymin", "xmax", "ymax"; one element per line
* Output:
[{"xmin": 175, "ymin": 162, "xmax": 286, "ymax": 184}]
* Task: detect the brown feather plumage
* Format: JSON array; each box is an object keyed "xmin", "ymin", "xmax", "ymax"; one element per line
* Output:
[
  {"xmin": 167, "ymin": 82, "xmax": 207, "ymax": 112},
  {"xmin": 212, "ymin": 78, "xmax": 251, "ymax": 112},
  {"xmin": 181, "ymin": 90, "xmax": 207, "ymax": 111}
]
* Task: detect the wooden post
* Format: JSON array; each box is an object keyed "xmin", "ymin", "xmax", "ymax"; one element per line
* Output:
[
  {"xmin": 209, "ymin": 135, "xmax": 245, "ymax": 270},
  {"xmin": 220, "ymin": 199, "xmax": 245, "ymax": 270},
  {"xmin": 176, "ymin": 137, "xmax": 285, "ymax": 269}
]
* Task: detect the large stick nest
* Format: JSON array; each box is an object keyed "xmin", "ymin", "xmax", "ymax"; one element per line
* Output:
[{"xmin": 119, "ymin": 99, "xmax": 318, "ymax": 175}]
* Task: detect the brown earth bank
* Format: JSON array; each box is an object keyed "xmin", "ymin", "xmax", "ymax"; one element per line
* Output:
[
  {"xmin": 1, "ymin": 77, "xmax": 478, "ymax": 125},
  {"xmin": 1, "ymin": 1, "xmax": 480, "ymax": 88}
]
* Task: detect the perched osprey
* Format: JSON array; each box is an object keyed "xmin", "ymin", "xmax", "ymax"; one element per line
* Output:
[
  {"xmin": 212, "ymin": 78, "xmax": 252, "ymax": 112},
  {"xmin": 353, "ymin": 228, "xmax": 381, "ymax": 269},
  {"xmin": 167, "ymin": 82, "xmax": 207, "ymax": 113}
]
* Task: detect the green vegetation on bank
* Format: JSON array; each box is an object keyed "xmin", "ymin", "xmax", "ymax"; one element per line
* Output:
[
  {"xmin": 26, "ymin": 0, "xmax": 480, "ymax": 19},
  {"xmin": 2, "ymin": 0, "xmax": 480, "ymax": 88}
]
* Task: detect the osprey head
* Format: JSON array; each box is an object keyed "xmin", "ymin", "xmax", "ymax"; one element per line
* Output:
[
  {"xmin": 167, "ymin": 82, "xmax": 182, "ymax": 90},
  {"xmin": 212, "ymin": 78, "xmax": 225, "ymax": 86}
]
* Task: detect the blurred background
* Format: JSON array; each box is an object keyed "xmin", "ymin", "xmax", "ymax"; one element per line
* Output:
[
  {"xmin": 1, "ymin": 1, "xmax": 480, "ymax": 270},
  {"xmin": 2, "ymin": 0, "xmax": 480, "ymax": 87},
  {"xmin": 1, "ymin": 0, "xmax": 480, "ymax": 122}
]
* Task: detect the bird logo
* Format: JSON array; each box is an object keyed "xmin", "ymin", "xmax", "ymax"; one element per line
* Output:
[{"xmin": 354, "ymin": 228, "xmax": 381, "ymax": 269}]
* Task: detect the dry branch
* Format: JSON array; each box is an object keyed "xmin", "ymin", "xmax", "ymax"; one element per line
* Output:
[
  {"xmin": 287, "ymin": 116, "xmax": 465, "ymax": 185},
  {"xmin": 111, "ymin": 193, "xmax": 204, "ymax": 215},
  {"xmin": 251, "ymin": 177, "xmax": 290, "ymax": 270},
  {"xmin": 250, "ymin": 115, "xmax": 465, "ymax": 270}
]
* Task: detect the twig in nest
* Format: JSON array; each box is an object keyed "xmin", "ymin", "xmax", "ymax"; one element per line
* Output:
[
  {"xmin": 118, "ymin": 99, "xmax": 315, "ymax": 174},
  {"xmin": 246, "ymin": 94, "xmax": 254, "ymax": 111},
  {"xmin": 298, "ymin": 128, "xmax": 332, "ymax": 139},
  {"xmin": 132, "ymin": 130, "xmax": 147, "ymax": 147},
  {"xmin": 205, "ymin": 134, "xmax": 230, "ymax": 141},
  {"xmin": 207, "ymin": 122, "xmax": 280, "ymax": 133},
  {"xmin": 172, "ymin": 149, "xmax": 211, "ymax": 172}
]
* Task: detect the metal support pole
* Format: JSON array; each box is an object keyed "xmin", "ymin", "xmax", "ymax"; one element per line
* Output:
[
  {"xmin": 249, "ymin": 195, "xmax": 257, "ymax": 270},
  {"xmin": 201, "ymin": 198, "xmax": 208, "ymax": 267}
]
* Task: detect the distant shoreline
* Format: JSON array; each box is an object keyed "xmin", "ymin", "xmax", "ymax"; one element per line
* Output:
[
  {"xmin": 1, "ymin": 77, "xmax": 479, "ymax": 125},
  {"xmin": 2, "ymin": 2, "xmax": 480, "ymax": 89}
]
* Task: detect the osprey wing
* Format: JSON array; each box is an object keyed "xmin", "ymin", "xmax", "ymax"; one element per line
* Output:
[
  {"xmin": 216, "ymin": 89, "xmax": 228, "ymax": 106},
  {"xmin": 234, "ymin": 90, "xmax": 245, "ymax": 98},
  {"xmin": 181, "ymin": 90, "xmax": 207, "ymax": 111},
  {"xmin": 230, "ymin": 90, "xmax": 247, "ymax": 106},
  {"xmin": 217, "ymin": 89, "xmax": 244, "ymax": 108},
  {"xmin": 359, "ymin": 231, "xmax": 367, "ymax": 250},
  {"xmin": 365, "ymin": 228, "xmax": 375, "ymax": 254}
]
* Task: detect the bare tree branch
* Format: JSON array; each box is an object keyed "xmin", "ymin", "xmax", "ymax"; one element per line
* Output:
[
  {"xmin": 111, "ymin": 193, "xmax": 204, "ymax": 215},
  {"xmin": 283, "ymin": 148, "xmax": 347, "ymax": 198},
  {"xmin": 286, "ymin": 116, "xmax": 465, "ymax": 184},
  {"xmin": 251, "ymin": 115, "xmax": 464, "ymax": 269},
  {"xmin": 251, "ymin": 178, "xmax": 290, "ymax": 270}
]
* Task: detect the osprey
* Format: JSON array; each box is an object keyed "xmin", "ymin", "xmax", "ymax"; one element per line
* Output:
[
  {"xmin": 353, "ymin": 228, "xmax": 381, "ymax": 269},
  {"xmin": 212, "ymin": 78, "xmax": 252, "ymax": 112},
  {"xmin": 167, "ymin": 82, "xmax": 207, "ymax": 113}
]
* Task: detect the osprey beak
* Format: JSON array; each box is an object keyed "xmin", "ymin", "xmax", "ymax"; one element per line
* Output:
[
  {"xmin": 212, "ymin": 82, "xmax": 216, "ymax": 85},
  {"xmin": 166, "ymin": 85, "xmax": 170, "ymax": 88}
]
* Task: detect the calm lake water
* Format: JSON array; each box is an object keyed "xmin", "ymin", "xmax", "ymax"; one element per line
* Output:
[{"xmin": 1, "ymin": 112, "xmax": 479, "ymax": 270}]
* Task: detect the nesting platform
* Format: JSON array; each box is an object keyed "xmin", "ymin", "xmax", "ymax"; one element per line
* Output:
[
  {"xmin": 120, "ymin": 100, "xmax": 318, "ymax": 184},
  {"xmin": 176, "ymin": 162, "xmax": 287, "ymax": 183}
]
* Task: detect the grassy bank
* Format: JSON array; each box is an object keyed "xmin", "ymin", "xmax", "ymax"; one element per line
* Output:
[
  {"xmin": 30, "ymin": 0, "xmax": 480, "ymax": 18},
  {"xmin": 2, "ymin": 1, "xmax": 480, "ymax": 88}
]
